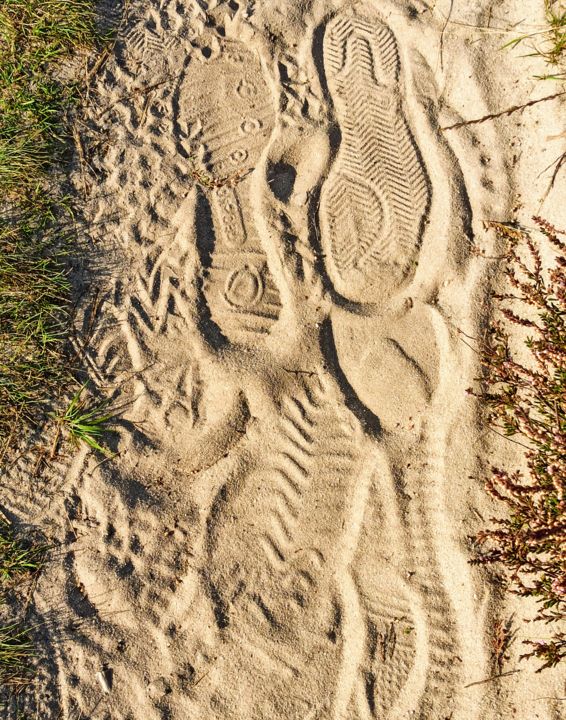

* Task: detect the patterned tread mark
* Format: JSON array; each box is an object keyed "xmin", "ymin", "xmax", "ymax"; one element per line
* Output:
[
  {"xmin": 200, "ymin": 377, "xmax": 369, "ymax": 713},
  {"xmin": 121, "ymin": 22, "xmax": 177, "ymax": 65},
  {"xmin": 176, "ymin": 44, "xmax": 281, "ymax": 343},
  {"xmin": 259, "ymin": 384, "xmax": 364, "ymax": 619},
  {"xmin": 348, "ymin": 446, "xmax": 460, "ymax": 720},
  {"xmin": 319, "ymin": 14, "xmax": 430, "ymax": 304},
  {"xmin": 402, "ymin": 455, "xmax": 462, "ymax": 718},
  {"xmin": 359, "ymin": 590, "xmax": 420, "ymax": 719}
]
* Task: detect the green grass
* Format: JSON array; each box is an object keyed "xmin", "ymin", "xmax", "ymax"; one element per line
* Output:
[
  {"xmin": 540, "ymin": 0, "xmax": 566, "ymax": 72},
  {"xmin": 54, "ymin": 384, "xmax": 115, "ymax": 456},
  {"xmin": 0, "ymin": 622, "xmax": 33, "ymax": 688},
  {"xmin": 0, "ymin": 2, "xmax": 118, "ymax": 713},
  {"xmin": 0, "ymin": 517, "xmax": 45, "ymax": 695},
  {"xmin": 0, "ymin": 1, "xmax": 98, "ymax": 195},
  {"xmin": 0, "ymin": 517, "xmax": 45, "ymax": 586},
  {"xmin": 504, "ymin": 1, "xmax": 566, "ymax": 79},
  {"xmin": 0, "ymin": 201, "xmax": 72, "ymax": 442},
  {"xmin": 0, "ymin": 0, "xmax": 114, "ymax": 704},
  {"xmin": 0, "ymin": 1, "xmax": 104, "ymax": 449}
]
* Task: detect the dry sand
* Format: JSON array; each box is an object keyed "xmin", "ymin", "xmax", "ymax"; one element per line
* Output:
[{"xmin": 2, "ymin": 0, "xmax": 566, "ymax": 718}]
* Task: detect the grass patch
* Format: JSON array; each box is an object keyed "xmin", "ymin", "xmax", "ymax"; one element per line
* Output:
[
  {"xmin": 0, "ymin": 1, "xmax": 105, "ymax": 449},
  {"xmin": 0, "ymin": 0, "xmax": 116, "ymax": 706},
  {"xmin": 505, "ymin": 1, "xmax": 566, "ymax": 79},
  {"xmin": 0, "ymin": 516, "xmax": 45, "ymax": 586},
  {"xmin": 0, "ymin": 622, "xmax": 33, "ymax": 689},
  {"xmin": 472, "ymin": 217, "xmax": 565, "ymax": 671},
  {"xmin": 53, "ymin": 384, "xmax": 115, "ymax": 456},
  {"xmin": 0, "ymin": 516, "xmax": 45, "ymax": 696},
  {"xmin": 0, "ymin": 200, "xmax": 72, "ymax": 442},
  {"xmin": 0, "ymin": 1, "xmax": 98, "ymax": 195}
]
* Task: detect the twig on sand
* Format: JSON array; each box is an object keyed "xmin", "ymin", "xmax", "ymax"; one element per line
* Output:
[
  {"xmin": 464, "ymin": 669, "xmax": 521, "ymax": 688},
  {"xmin": 439, "ymin": 0, "xmax": 455, "ymax": 71},
  {"xmin": 192, "ymin": 665, "xmax": 216, "ymax": 688},
  {"xmin": 87, "ymin": 451, "xmax": 120, "ymax": 477},
  {"xmin": 96, "ymin": 74, "xmax": 181, "ymax": 118},
  {"xmin": 538, "ymin": 150, "xmax": 566, "ymax": 206},
  {"xmin": 441, "ymin": 90, "xmax": 566, "ymax": 130},
  {"xmin": 283, "ymin": 368, "xmax": 317, "ymax": 377}
]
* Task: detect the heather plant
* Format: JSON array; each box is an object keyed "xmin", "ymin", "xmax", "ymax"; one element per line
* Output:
[{"xmin": 472, "ymin": 217, "xmax": 565, "ymax": 671}]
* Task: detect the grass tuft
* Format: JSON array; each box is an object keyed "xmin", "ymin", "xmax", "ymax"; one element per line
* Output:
[
  {"xmin": 0, "ymin": 622, "xmax": 34, "ymax": 689},
  {"xmin": 471, "ymin": 217, "xmax": 565, "ymax": 671},
  {"xmin": 540, "ymin": 0, "xmax": 566, "ymax": 71},
  {"xmin": 0, "ymin": 516, "xmax": 45, "ymax": 586},
  {"xmin": 0, "ymin": 1, "xmax": 102, "ymax": 449},
  {"xmin": 53, "ymin": 384, "xmax": 115, "ymax": 456},
  {"xmin": 504, "ymin": 1, "xmax": 566, "ymax": 79}
]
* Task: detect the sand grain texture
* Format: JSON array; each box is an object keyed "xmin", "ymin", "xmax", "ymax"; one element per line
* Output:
[{"xmin": 2, "ymin": 1, "xmax": 565, "ymax": 718}]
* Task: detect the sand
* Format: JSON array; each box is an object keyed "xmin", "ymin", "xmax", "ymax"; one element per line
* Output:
[{"xmin": 2, "ymin": 0, "xmax": 565, "ymax": 718}]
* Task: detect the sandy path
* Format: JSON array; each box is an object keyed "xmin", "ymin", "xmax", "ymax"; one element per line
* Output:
[{"xmin": 2, "ymin": 1, "xmax": 565, "ymax": 718}]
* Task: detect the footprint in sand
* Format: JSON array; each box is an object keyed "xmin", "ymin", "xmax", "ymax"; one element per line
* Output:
[
  {"xmin": 166, "ymin": 16, "xmax": 440, "ymax": 719},
  {"xmin": 55, "ymin": 9, "xmax": 459, "ymax": 720},
  {"xmin": 319, "ymin": 13, "xmax": 430, "ymax": 306},
  {"xmin": 174, "ymin": 43, "xmax": 282, "ymax": 343}
]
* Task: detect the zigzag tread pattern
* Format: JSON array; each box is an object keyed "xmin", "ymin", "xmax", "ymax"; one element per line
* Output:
[
  {"xmin": 257, "ymin": 382, "xmax": 360, "ymax": 611},
  {"xmin": 403, "ymin": 483, "xmax": 461, "ymax": 715},
  {"xmin": 320, "ymin": 14, "xmax": 430, "ymax": 294},
  {"xmin": 206, "ymin": 379, "xmax": 362, "ymax": 638}
]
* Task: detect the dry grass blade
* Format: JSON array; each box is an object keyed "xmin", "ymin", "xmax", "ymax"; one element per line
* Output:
[
  {"xmin": 0, "ymin": 622, "xmax": 34, "ymax": 687},
  {"xmin": 441, "ymin": 91, "xmax": 566, "ymax": 131}
]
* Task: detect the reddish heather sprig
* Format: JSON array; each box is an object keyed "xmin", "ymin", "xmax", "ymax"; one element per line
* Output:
[{"xmin": 473, "ymin": 218, "xmax": 565, "ymax": 671}]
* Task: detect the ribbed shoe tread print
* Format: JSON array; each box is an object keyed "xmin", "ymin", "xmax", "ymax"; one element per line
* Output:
[{"xmin": 319, "ymin": 14, "xmax": 430, "ymax": 303}]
